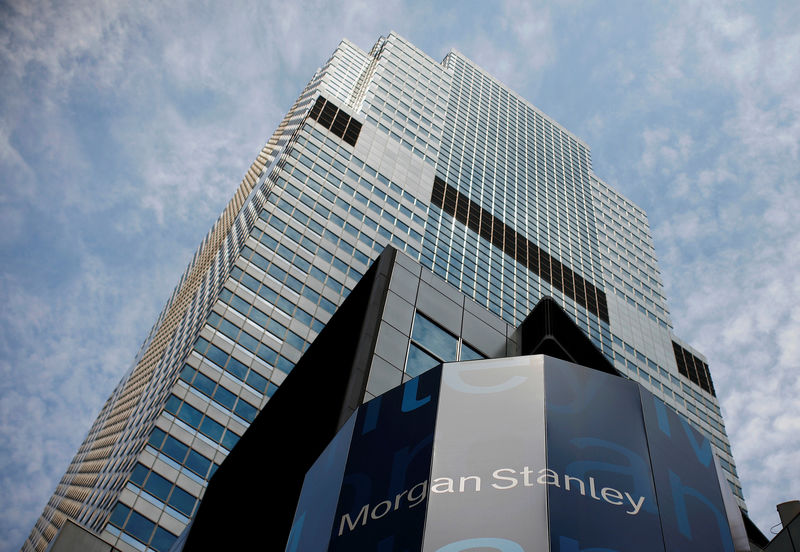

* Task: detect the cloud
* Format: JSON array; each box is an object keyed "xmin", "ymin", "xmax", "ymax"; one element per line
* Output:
[
  {"xmin": 1, "ymin": 0, "xmax": 798, "ymax": 548},
  {"xmin": 0, "ymin": 255, "xmax": 167, "ymax": 550},
  {"xmin": 643, "ymin": 1, "xmax": 800, "ymax": 528}
]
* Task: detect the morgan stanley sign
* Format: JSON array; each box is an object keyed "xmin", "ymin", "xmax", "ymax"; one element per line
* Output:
[{"xmin": 285, "ymin": 355, "xmax": 747, "ymax": 551}]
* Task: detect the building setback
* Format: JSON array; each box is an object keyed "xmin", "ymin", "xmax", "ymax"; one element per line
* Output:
[{"xmin": 23, "ymin": 32, "xmax": 744, "ymax": 552}]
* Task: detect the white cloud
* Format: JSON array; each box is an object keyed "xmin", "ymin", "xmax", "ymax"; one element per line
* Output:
[
  {"xmin": 1, "ymin": 0, "xmax": 798, "ymax": 548},
  {"xmin": 613, "ymin": 0, "xmax": 800, "ymax": 534}
]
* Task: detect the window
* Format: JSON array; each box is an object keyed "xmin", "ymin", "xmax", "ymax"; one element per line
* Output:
[
  {"xmin": 411, "ymin": 313, "xmax": 457, "ymax": 361},
  {"xmin": 406, "ymin": 343, "xmax": 439, "ymax": 378}
]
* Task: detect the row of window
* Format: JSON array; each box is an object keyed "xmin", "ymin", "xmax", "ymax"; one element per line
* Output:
[
  {"xmin": 237, "ymin": 241, "xmax": 337, "ymax": 318},
  {"xmin": 364, "ymin": 116, "xmax": 439, "ymax": 168},
  {"xmin": 244, "ymin": 238, "xmax": 345, "ymax": 301},
  {"xmin": 604, "ymin": 269, "xmax": 667, "ymax": 320},
  {"xmin": 108, "ymin": 502, "xmax": 176, "ymax": 552},
  {"xmin": 440, "ymin": 148, "xmax": 587, "ymax": 194},
  {"xmin": 308, "ymin": 96, "xmax": 362, "ymax": 147},
  {"xmin": 293, "ymin": 122, "xmax": 430, "ymax": 214},
  {"xmin": 229, "ymin": 259, "xmax": 321, "ymax": 340},
  {"xmin": 147, "ymin": 427, "xmax": 218, "ymax": 481},
  {"xmin": 240, "ymin": 231, "xmax": 345, "ymax": 318},
  {"xmin": 431, "ymin": 176, "xmax": 609, "ymax": 323},
  {"xmin": 599, "ymin": 228, "xmax": 660, "ymax": 278},
  {"xmin": 207, "ymin": 297, "xmax": 296, "ymax": 374},
  {"xmin": 448, "ymin": 60, "xmax": 583, "ymax": 130},
  {"xmin": 128, "ymin": 463, "xmax": 197, "ymax": 518},
  {"xmin": 591, "ymin": 181, "xmax": 649, "ymax": 232},
  {"xmin": 445, "ymin": 92, "xmax": 586, "ymax": 158},
  {"xmin": 404, "ymin": 312, "xmax": 485, "ymax": 378},
  {"xmin": 275, "ymin": 162, "xmax": 415, "ymax": 262},
  {"xmin": 164, "ymin": 394, "xmax": 240, "ymax": 451},
  {"xmin": 421, "ymin": 229, "xmax": 527, "ymax": 322},
  {"xmin": 255, "ymin": 214, "xmax": 367, "ymax": 287},
  {"xmin": 179, "ymin": 364, "xmax": 258, "ymax": 423},
  {"xmin": 435, "ymin": 170, "xmax": 604, "ymax": 268},
  {"xmin": 421, "ymin": 215, "xmax": 608, "ymax": 346},
  {"xmin": 602, "ymin": 252, "xmax": 665, "ymax": 305},
  {"xmin": 673, "ymin": 341, "xmax": 717, "ymax": 397},
  {"xmin": 429, "ymin": 190, "xmax": 602, "ymax": 269},
  {"xmin": 219, "ymin": 285, "xmax": 308, "ymax": 353},
  {"xmin": 193, "ymin": 335, "xmax": 277, "ymax": 396},
  {"xmin": 285, "ymin": 152, "xmax": 425, "ymax": 247},
  {"xmin": 443, "ymin": 118, "xmax": 586, "ymax": 172},
  {"xmin": 369, "ymin": 82, "xmax": 440, "ymax": 134},
  {"xmin": 377, "ymin": 42, "xmax": 449, "ymax": 107},
  {"xmin": 611, "ymin": 336, "xmax": 728, "ymax": 447},
  {"xmin": 600, "ymin": 228, "xmax": 655, "ymax": 271}
]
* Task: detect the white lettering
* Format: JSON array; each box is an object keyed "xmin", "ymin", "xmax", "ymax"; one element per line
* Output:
[
  {"xmin": 521, "ymin": 465, "xmax": 535, "ymax": 487},
  {"xmin": 459, "ymin": 475, "xmax": 481, "ymax": 492},
  {"xmin": 537, "ymin": 468, "xmax": 560, "ymax": 487},
  {"xmin": 393, "ymin": 489, "xmax": 408, "ymax": 510},
  {"xmin": 601, "ymin": 487, "xmax": 624, "ymax": 505},
  {"xmin": 624, "ymin": 492, "xmax": 646, "ymax": 515},
  {"xmin": 338, "ymin": 467, "xmax": 648, "ymax": 538},
  {"xmin": 408, "ymin": 480, "xmax": 427, "ymax": 508},
  {"xmin": 564, "ymin": 475, "xmax": 585, "ymax": 495},
  {"xmin": 492, "ymin": 468, "xmax": 518, "ymax": 489},
  {"xmin": 371, "ymin": 500, "xmax": 392, "ymax": 520},
  {"xmin": 588, "ymin": 477, "xmax": 600, "ymax": 500},
  {"xmin": 338, "ymin": 504, "xmax": 369, "ymax": 536},
  {"xmin": 432, "ymin": 477, "xmax": 454, "ymax": 494}
]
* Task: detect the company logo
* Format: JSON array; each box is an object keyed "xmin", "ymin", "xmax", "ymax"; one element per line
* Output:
[{"xmin": 338, "ymin": 465, "xmax": 646, "ymax": 536}]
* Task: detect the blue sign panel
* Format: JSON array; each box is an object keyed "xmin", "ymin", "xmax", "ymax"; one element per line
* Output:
[
  {"xmin": 286, "ymin": 414, "xmax": 357, "ymax": 552},
  {"xmin": 288, "ymin": 355, "xmax": 739, "ymax": 552},
  {"xmin": 640, "ymin": 391, "xmax": 735, "ymax": 552},
  {"xmin": 544, "ymin": 358, "xmax": 665, "ymax": 552},
  {"xmin": 329, "ymin": 365, "xmax": 441, "ymax": 552}
]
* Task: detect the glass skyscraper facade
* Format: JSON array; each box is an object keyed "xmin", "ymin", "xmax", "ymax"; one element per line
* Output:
[{"xmin": 23, "ymin": 33, "xmax": 743, "ymax": 552}]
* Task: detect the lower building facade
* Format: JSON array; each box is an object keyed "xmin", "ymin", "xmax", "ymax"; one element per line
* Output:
[{"xmin": 177, "ymin": 246, "xmax": 750, "ymax": 551}]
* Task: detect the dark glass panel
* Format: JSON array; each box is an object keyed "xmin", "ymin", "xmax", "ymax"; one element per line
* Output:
[
  {"xmin": 213, "ymin": 385, "xmax": 236, "ymax": 410},
  {"xmin": 162, "ymin": 436, "xmax": 189, "ymax": 464},
  {"xmin": 108, "ymin": 502, "xmax": 130, "ymax": 528},
  {"xmin": 177, "ymin": 402, "xmax": 203, "ymax": 428},
  {"xmin": 148, "ymin": 427, "xmax": 167, "ymax": 449},
  {"xmin": 168, "ymin": 486, "xmax": 196, "ymax": 517},
  {"xmin": 185, "ymin": 449, "xmax": 212, "ymax": 478},
  {"xmin": 129, "ymin": 464, "xmax": 149, "ymax": 487},
  {"xmin": 406, "ymin": 343, "xmax": 440, "ymax": 378},
  {"xmin": 151, "ymin": 527, "xmax": 178, "ymax": 552},
  {"xmin": 411, "ymin": 313, "xmax": 457, "ymax": 361},
  {"xmin": 124, "ymin": 511, "xmax": 155, "ymax": 544},
  {"xmin": 143, "ymin": 471, "xmax": 172, "ymax": 502},
  {"xmin": 199, "ymin": 416, "xmax": 224, "ymax": 442}
]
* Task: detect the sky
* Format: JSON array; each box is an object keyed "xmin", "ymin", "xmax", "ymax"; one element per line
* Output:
[{"xmin": 1, "ymin": 0, "xmax": 798, "ymax": 549}]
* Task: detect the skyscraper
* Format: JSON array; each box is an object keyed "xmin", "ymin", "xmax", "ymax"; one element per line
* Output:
[{"xmin": 22, "ymin": 32, "xmax": 744, "ymax": 552}]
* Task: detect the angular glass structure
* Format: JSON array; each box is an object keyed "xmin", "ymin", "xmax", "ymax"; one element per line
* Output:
[{"xmin": 22, "ymin": 33, "xmax": 742, "ymax": 552}]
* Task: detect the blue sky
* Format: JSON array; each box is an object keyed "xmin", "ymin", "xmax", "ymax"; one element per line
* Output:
[{"xmin": 1, "ymin": 0, "xmax": 798, "ymax": 548}]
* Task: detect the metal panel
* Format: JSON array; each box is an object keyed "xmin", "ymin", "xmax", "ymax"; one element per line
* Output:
[
  {"xmin": 640, "ymin": 390, "xmax": 735, "ymax": 552},
  {"xmin": 286, "ymin": 414, "xmax": 357, "ymax": 552},
  {"xmin": 329, "ymin": 366, "xmax": 441, "ymax": 551},
  {"xmin": 423, "ymin": 356, "xmax": 548, "ymax": 552},
  {"xmin": 544, "ymin": 357, "xmax": 665, "ymax": 551}
]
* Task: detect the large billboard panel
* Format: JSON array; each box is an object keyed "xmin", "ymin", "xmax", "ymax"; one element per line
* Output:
[
  {"xmin": 287, "ymin": 355, "xmax": 739, "ymax": 552},
  {"xmin": 640, "ymin": 391, "xmax": 735, "ymax": 552},
  {"xmin": 423, "ymin": 356, "xmax": 548, "ymax": 551},
  {"xmin": 545, "ymin": 358, "xmax": 665, "ymax": 551}
]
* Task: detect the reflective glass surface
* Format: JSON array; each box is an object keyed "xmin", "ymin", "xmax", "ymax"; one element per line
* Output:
[{"xmin": 411, "ymin": 313, "xmax": 457, "ymax": 361}]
